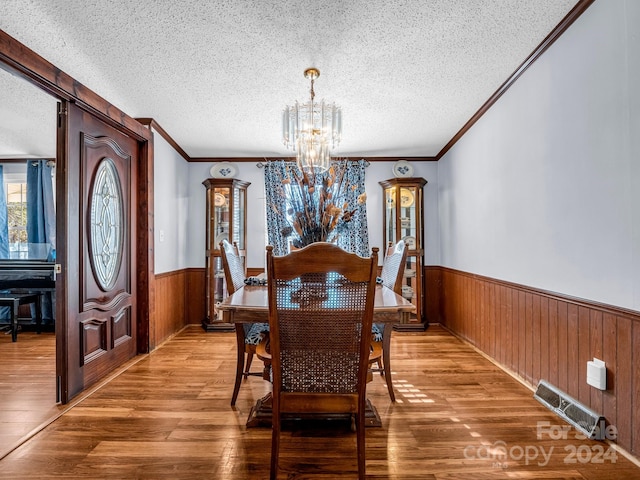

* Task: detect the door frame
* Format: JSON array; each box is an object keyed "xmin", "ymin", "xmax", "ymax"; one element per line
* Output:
[{"xmin": 0, "ymin": 31, "xmax": 155, "ymax": 398}]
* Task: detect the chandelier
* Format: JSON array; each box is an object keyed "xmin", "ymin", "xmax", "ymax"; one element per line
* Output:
[{"xmin": 282, "ymin": 68, "xmax": 342, "ymax": 172}]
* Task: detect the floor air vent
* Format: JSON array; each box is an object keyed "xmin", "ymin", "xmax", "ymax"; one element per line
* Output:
[{"xmin": 534, "ymin": 379, "xmax": 605, "ymax": 440}]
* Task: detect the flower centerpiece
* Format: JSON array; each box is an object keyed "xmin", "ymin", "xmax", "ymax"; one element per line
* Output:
[{"xmin": 274, "ymin": 162, "xmax": 367, "ymax": 249}]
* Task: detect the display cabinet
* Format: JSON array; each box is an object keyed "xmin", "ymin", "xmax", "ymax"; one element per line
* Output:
[
  {"xmin": 202, "ymin": 178, "xmax": 250, "ymax": 331},
  {"xmin": 380, "ymin": 177, "xmax": 427, "ymax": 330}
]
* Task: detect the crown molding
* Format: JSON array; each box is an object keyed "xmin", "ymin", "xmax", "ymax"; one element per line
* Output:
[
  {"xmin": 2, "ymin": 0, "xmax": 594, "ymax": 164},
  {"xmin": 140, "ymin": 0, "xmax": 595, "ymax": 164},
  {"xmin": 0, "ymin": 30, "xmax": 152, "ymax": 143},
  {"xmin": 136, "ymin": 1, "xmax": 595, "ymax": 164},
  {"xmin": 133, "ymin": 119, "xmax": 439, "ymax": 163},
  {"xmin": 135, "ymin": 118, "xmax": 190, "ymax": 162},
  {"xmin": 140, "ymin": 0, "xmax": 593, "ymax": 165},
  {"xmin": 190, "ymin": 156, "xmax": 438, "ymax": 163},
  {"xmin": 436, "ymin": 0, "xmax": 595, "ymax": 160}
]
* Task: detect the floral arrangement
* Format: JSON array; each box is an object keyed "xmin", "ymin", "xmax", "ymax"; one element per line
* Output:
[{"xmin": 274, "ymin": 162, "xmax": 367, "ymax": 249}]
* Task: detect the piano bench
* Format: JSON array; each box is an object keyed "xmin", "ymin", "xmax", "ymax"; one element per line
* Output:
[{"xmin": 0, "ymin": 292, "xmax": 43, "ymax": 342}]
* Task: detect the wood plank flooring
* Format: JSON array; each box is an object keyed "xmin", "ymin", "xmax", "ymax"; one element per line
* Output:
[
  {"xmin": 1, "ymin": 324, "xmax": 639, "ymax": 479},
  {"xmin": 0, "ymin": 329, "xmax": 61, "ymax": 457}
]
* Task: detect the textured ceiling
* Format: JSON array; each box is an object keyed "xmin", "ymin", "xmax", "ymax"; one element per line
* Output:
[{"xmin": 0, "ymin": 0, "xmax": 579, "ymax": 159}]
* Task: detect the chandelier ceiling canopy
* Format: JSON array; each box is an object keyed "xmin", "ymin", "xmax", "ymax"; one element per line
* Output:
[{"xmin": 282, "ymin": 68, "xmax": 342, "ymax": 172}]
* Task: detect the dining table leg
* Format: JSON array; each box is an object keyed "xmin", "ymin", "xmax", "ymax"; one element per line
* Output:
[
  {"xmin": 230, "ymin": 324, "xmax": 246, "ymax": 406},
  {"xmin": 247, "ymin": 392, "xmax": 274, "ymax": 427},
  {"xmin": 382, "ymin": 323, "xmax": 396, "ymax": 402}
]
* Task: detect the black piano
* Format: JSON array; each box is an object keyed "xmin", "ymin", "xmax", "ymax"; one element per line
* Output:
[
  {"xmin": 0, "ymin": 260, "xmax": 56, "ymax": 337},
  {"xmin": 0, "ymin": 260, "xmax": 56, "ymax": 291}
]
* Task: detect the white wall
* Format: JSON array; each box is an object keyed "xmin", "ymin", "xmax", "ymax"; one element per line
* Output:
[
  {"xmin": 185, "ymin": 162, "xmax": 266, "ymax": 269},
  {"xmin": 366, "ymin": 161, "xmax": 440, "ymax": 265},
  {"xmin": 438, "ymin": 0, "xmax": 640, "ymax": 311},
  {"xmin": 152, "ymin": 129, "xmax": 191, "ymax": 274},
  {"xmin": 185, "ymin": 160, "xmax": 439, "ymax": 270}
]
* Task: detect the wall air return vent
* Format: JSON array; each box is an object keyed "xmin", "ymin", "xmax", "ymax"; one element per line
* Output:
[{"xmin": 534, "ymin": 379, "xmax": 605, "ymax": 440}]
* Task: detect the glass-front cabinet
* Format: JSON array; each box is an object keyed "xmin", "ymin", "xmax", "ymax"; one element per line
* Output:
[
  {"xmin": 202, "ymin": 178, "xmax": 250, "ymax": 331},
  {"xmin": 380, "ymin": 177, "xmax": 427, "ymax": 330}
]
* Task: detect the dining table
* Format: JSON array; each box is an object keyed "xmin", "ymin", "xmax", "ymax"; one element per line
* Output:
[{"xmin": 217, "ymin": 283, "xmax": 416, "ymax": 427}]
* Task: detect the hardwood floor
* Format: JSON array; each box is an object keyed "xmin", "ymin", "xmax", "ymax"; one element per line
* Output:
[
  {"xmin": 0, "ymin": 329, "xmax": 61, "ymax": 458},
  {"xmin": 1, "ymin": 324, "xmax": 639, "ymax": 479}
]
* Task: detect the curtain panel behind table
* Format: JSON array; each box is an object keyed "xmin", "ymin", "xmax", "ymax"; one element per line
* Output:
[
  {"xmin": 0, "ymin": 166, "xmax": 9, "ymax": 259},
  {"xmin": 264, "ymin": 160, "xmax": 291, "ymax": 256},
  {"xmin": 27, "ymin": 160, "xmax": 56, "ymax": 251},
  {"xmin": 335, "ymin": 159, "xmax": 370, "ymax": 257},
  {"xmin": 26, "ymin": 159, "xmax": 56, "ymax": 322},
  {"xmin": 0, "ymin": 166, "xmax": 9, "ymax": 320},
  {"xmin": 263, "ymin": 159, "xmax": 370, "ymax": 257}
]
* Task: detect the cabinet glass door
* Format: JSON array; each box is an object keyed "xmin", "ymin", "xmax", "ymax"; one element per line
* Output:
[
  {"xmin": 232, "ymin": 187, "xmax": 245, "ymax": 249},
  {"xmin": 398, "ymin": 186, "xmax": 417, "ymax": 251},
  {"xmin": 212, "ymin": 186, "xmax": 231, "ymax": 250},
  {"xmin": 202, "ymin": 177, "xmax": 250, "ymax": 331},
  {"xmin": 380, "ymin": 177, "xmax": 427, "ymax": 329},
  {"xmin": 385, "ymin": 188, "xmax": 397, "ymax": 244}
]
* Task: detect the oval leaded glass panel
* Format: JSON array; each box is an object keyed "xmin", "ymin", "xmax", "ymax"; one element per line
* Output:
[{"xmin": 89, "ymin": 158, "xmax": 124, "ymax": 291}]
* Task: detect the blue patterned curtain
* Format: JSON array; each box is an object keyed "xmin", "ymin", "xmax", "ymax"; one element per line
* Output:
[
  {"xmin": 27, "ymin": 160, "xmax": 56, "ymax": 252},
  {"xmin": 0, "ymin": 166, "xmax": 9, "ymax": 259},
  {"xmin": 263, "ymin": 159, "xmax": 370, "ymax": 257},
  {"xmin": 264, "ymin": 160, "xmax": 295, "ymax": 256},
  {"xmin": 333, "ymin": 159, "xmax": 370, "ymax": 257},
  {"xmin": 27, "ymin": 160, "xmax": 56, "ymax": 322},
  {"xmin": 0, "ymin": 167, "xmax": 7, "ymax": 319}
]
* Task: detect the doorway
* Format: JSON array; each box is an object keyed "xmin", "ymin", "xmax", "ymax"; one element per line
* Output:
[
  {"xmin": 0, "ymin": 66, "xmax": 59, "ymax": 458},
  {"xmin": 0, "ymin": 31, "xmax": 153, "ymax": 459}
]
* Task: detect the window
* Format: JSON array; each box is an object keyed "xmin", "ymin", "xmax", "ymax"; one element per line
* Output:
[
  {"xmin": 263, "ymin": 159, "xmax": 370, "ymax": 257},
  {"xmin": 6, "ymin": 181, "xmax": 28, "ymax": 258}
]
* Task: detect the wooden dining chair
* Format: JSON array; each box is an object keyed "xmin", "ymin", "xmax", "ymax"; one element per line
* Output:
[
  {"xmin": 266, "ymin": 242, "xmax": 379, "ymax": 480},
  {"xmin": 220, "ymin": 239, "xmax": 270, "ymax": 406},
  {"xmin": 369, "ymin": 239, "xmax": 408, "ymax": 402}
]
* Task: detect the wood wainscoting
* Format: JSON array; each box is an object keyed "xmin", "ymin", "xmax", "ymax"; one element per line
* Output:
[
  {"xmin": 153, "ymin": 267, "xmax": 265, "ymax": 348},
  {"xmin": 426, "ymin": 266, "xmax": 640, "ymax": 460},
  {"xmin": 152, "ymin": 268, "xmax": 205, "ymax": 348}
]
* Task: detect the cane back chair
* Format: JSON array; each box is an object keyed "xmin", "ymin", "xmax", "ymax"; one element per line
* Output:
[
  {"xmin": 220, "ymin": 239, "xmax": 270, "ymax": 406},
  {"xmin": 370, "ymin": 239, "xmax": 407, "ymax": 402},
  {"xmin": 266, "ymin": 243, "xmax": 379, "ymax": 480}
]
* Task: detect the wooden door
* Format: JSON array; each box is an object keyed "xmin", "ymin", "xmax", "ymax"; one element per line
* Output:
[{"xmin": 56, "ymin": 101, "xmax": 139, "ymax": 403}]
